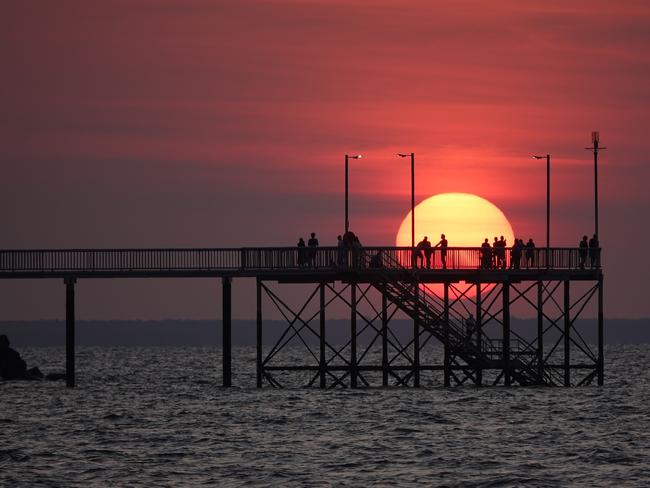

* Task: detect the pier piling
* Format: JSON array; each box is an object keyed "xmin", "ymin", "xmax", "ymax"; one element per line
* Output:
[
  {"xmin": 65, "ymin": 277, "xmax": 76, "ymax": 388},
  {"xmin": 222, "ymin": 277, "xmax": 232, "ymax": 387}
]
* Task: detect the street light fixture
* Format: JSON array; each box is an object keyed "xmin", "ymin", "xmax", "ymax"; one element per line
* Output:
[
  {"xmin": 397, "ymin": 153, "xmax": 415, "ymax": 250},
  {"xmin": 532, "ymin": 154, "xmax": 551, "ymax": 266},
  {"xmin": 344, "ymin": 154, "xmax": 363, "ymax": 234}
]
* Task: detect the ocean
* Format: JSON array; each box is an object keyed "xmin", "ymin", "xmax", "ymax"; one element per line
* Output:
[{"xmin": 1, "ymin": 344, "xmax": 649, "ymax": 487}]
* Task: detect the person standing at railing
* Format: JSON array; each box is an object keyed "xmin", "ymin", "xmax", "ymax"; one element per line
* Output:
[
  {"xmin": 510, "ymin": 238, "xmax": 524, "ymax": 269},
  {"xmin": 369, "ymin": 250, "xmax": 383, "ymax": 268},
  {"xmin": 419, "ymin": 236, "xmax": 432, "ymax": 269},
  {"xmin": 525, "ymin": 238, "xmax": 536, "ymax": 268},
  {"xmin": 434, "ymin": 234, "xmax": 448, "ymax": 269},
  {"xmin": 297, "ymin": 237, "xmax": 306, "ymax": 268},
  {"xmin": 308, "ymin": 232, "xmax": 319, "ymax": 267},
  {"xmin": 414, "ymin": 237, "xmax": 427, "ymax": 269},
  {"xmin": 480, "ymin": 238, "xmax": 491, "ymax": 269},
  {"xmin": 352, "ymin": 235, "xmax": 363, "ymax": 268},
  {"xmin": 495, "ymin": 236, "xmax": 507, "ymax": 269},
  {"xmin": 579, "ymin": 235, "xmax": 589, "ymax": 269},
  {"xmin": 588, "ymin": 234, "xmax": 599, "ymax": 268},
  {"xmin": 337, "ymin": 235, "xmax": 347, "ymax": 268}
]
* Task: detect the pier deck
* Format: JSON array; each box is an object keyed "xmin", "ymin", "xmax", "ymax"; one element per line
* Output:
[{"xmin": 0, "ymin": 247, "xmax": 603, "ymax": 389}]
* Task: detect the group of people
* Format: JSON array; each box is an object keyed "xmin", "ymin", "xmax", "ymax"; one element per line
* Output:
[
  {"xmin": 579, "ymin": 234, "xmax": 601, "ymax": 269},
  {"xmin": 413, "ymin": 234, "xmax": 448, "ymax": 269},
  {"xmin": 297, "ymin": 232, "xmax": 320, "ymax": 267},
  {"xmin": 480, "ymin": 236, "xmax": 536, "ymax": 270},
  {"xmin": 294, "ymin": 231, "xmax": 601, "ymax": 271},
  {"xmin": 297, "ymin": 231, "xmax": 366, "ymax": 268},
  {"xmin": 337, "ymin": 231, "xmax": 366, "ymax": 268}
]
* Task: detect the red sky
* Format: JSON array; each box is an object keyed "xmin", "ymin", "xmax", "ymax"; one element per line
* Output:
[{"xmin": 1, "ymin": 1, "xmax": 649, "ymax": 319}]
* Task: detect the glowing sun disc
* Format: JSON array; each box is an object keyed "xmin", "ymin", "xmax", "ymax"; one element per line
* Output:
[{"xmin": 396, "ymin": 192, "xmax": 515, "ymax": 298}]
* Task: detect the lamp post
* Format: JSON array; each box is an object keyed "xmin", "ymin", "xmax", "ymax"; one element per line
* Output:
[
  {"xmin": 344, "ymin": 154, "xmax": 362, "ymax": 234},
  {"xmin": 397, "ymin": 152, "xmax": 415, "ymax": 250},
  {"xmin": 532, "ymin": 154, "xmax": 551, "ymax": 265}
]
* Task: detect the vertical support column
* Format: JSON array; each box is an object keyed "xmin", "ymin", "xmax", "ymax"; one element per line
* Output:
[
  {"xmin": 537, "ymin": 281, "xmax": 544, "ymax": 383},
  {"xmin": 319, "ymin": 283, "xmax": 326, "ymax": 389},
  {"xmin": 475, "ymin": 282, "xmax": 482, "ymax": 386},
  {"xmin": 597, "ymin": 276, "xmax": 604, "ymax": 386},
  {"xmin": 382, "ymin": 291, "xmax": 388, "ymax": 387},
  {"xmin": 503, "ymin": 282, "xmax": 511, "ymax": 386},
  {"xmin": 222, "ymin": 277, "xmax": 232, "ymax": 387},
  {"xmin": 350, "ymin": 283, "xmax": 357, "ymax": 388},
  {"xmin": 564, "ymin": 280, "xmax": 570, "ymax": 387},
  {"xmin": 443, "ymin": 282, "xmax": 450, "ymax": 387},
  {"xmin": 65, "ymin": 277, "xmax": 76, "ymax": 388},
  {"xmin": 256, "ymin": 278, "xmax": 262, "ymax": 388},
  {"xmin": 413, "ymin": 283, "xmax": 420, "ymax": 387}
]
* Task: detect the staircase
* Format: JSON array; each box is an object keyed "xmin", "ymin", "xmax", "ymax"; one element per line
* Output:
[{"xmin": 365, "ymin": 251, "xmax": 561, "ymax": 386}]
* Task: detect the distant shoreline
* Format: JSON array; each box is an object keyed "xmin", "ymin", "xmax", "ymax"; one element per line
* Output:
[{"xmin": 1, "ymin": 318, "xmax": 648, "ymax": 347}]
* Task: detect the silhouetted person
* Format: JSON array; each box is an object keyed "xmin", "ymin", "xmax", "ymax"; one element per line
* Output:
[
  {"xmin": 0, "ymin": 334, "xmax": 27, "ymax": 380},
  {"xmin": 492, "ymin": 237, "xmax": 499, "ymax": 268},
  {"xmin": 308, "ymin": 232, "xmax": 319, "ymax": 267},
  {"xmin": 420, "ymin": 236, "xmax": 432, "ymax": 269},
  {"xmin": 526, "ymin": 238, "xmax": 536, "ymax": 268},
  {"xmin": 510, "ymin": 238, "xmax": 523, "ymax": 269},
  {"xmin": 337, "ymin": 235, "xmax": 347, "ymax": 267},
  {"xmin": 352, "ymin": 236, "xmax": 363, "ymax": 268},
  {"xmin": 465, "ymin": 314, "xmax": 476, "ymax": 342},
  {"xmin": 297, "ymin": 237, "xmax": 306, "ymax": 268},
  {"xmin": 342, "ymin": 230, "xmax": 355, "ymax": 247},
  {"xmin": 435, "ymin": 234, "xmax": 448, "ymax": 269},
  {"xmin": 415, "ymin": 237, "xmax": 427, "ymax": 269},
  {"xmin": 497, "ymin": 235, "xmax": 507, "ymax": 269},
  {"xmin": 369, "ymin": 250, "xmax": 383, "ymax": 268},
  {"xmin": 480, "ymin": 238, "xmax": 491, "ymax": 269},
  {"xmin": 579, "ymin": 235, "xmax": 589, "ymax": 269},
  {"xmin": 589, "ymin": 234, "xmax": 600, "ymax": 268}
]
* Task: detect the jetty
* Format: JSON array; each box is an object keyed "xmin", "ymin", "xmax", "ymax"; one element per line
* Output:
[{"xmin": 0, "ymin": 246, "xmax": 603, "ymax": 388}]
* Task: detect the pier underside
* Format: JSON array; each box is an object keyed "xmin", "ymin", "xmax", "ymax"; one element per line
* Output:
[{"xmin": 257, "ymin": 273, "xmax": 603, "ymax": 388}]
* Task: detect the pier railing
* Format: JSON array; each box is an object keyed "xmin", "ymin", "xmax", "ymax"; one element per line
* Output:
[{"xmin": 0, "ymin": 247, "xmax": 600, "ymax": 274}]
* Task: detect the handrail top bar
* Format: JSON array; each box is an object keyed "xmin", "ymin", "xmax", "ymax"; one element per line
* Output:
[{"xmin": 0, "ymin": 246, "xmax": 601, "ymax": 253}]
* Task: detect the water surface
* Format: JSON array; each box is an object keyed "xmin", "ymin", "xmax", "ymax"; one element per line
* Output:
[{"xmin": 1, "ymin": 345, "xmax": 649, "ymax": 487}]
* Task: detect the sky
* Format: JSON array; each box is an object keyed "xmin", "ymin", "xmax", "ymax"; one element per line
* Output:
[{"xmin": 1, "ymin": 0, "xmax": 649, "ymax": 319}]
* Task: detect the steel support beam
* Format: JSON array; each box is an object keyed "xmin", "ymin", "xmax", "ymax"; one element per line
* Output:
[
  {"xmin": 319, "ymin": 283, "xmax": 326, "ymax": 389},
  {"xmin": 413, "ymin": 283, "xmax": 420, "ymax": 387},
  {"xmin": 475, "ymin": 281, "xmax": 482, "ymax": 386},
  {"xmin": 350, "ymin": 283, "xmax": 357, "ymax": 388},
  {"xmin": 222, "ymin": 277, "xmax": 232, "ymax": 387},
  {"xmin": 256, "ymin": 278, "xmax": 262, "ymax": 388},
  {"xmin": 537, "ymin": 281, "xmax": 544, "ymax": 382},
  {"xmin": 598, "ymin": 277, "xmax": 604, "ymax": 386},
  {"xmin": 503, "ymin": 282, "xmax": 511, "ymax": 386},
  {"xmin": 65, "ymin": 277, "xmax": 76, "ymax": 388},
  {"xmin": 443, "ymin": 282, "xmax": 450, "ymax": 387},
  {"xmin": 382, "ymin": 292, "xmax": 388, "ymax": 387},
  {"xmin": 564, "ymin": 280, "xmax": 571, "ymax": 387}
]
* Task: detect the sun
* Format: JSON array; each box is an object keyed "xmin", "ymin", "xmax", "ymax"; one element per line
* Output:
[{"xmin": 396, "ymin": 192, "xmax": 514, "ymax": 297}]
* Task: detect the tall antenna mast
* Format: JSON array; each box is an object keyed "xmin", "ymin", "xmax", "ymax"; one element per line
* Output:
[{"xmin": 586, "ymin": 131, "xmax": 606, "ymax": 240}]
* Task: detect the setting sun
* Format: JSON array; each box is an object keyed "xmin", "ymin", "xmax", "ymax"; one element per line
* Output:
[
  {"xmin": 396, "ymin": 193, "xmax": 515, "ymax": 249},
  {"xmin": 396, "ymin": 193, "xmax": 515, "ymax": 297}
]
